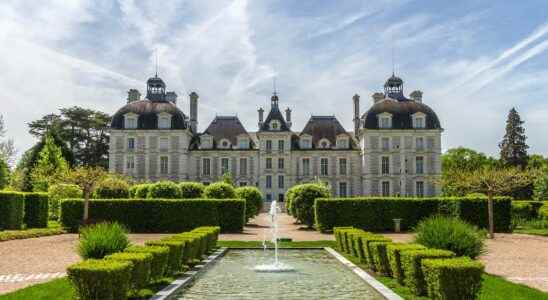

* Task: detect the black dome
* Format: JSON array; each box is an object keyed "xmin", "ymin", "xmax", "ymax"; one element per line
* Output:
[
  {"xmin": 110, "ymin": 100, "xmax": 189, "ymax": 130},
  {"xmin": 362, "ymin": 99, "xmax": 442, "ymax": 130}
]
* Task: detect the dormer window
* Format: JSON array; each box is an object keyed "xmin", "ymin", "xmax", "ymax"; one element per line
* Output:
[
  {"xmin": 270, "ymin": 120, "xmax": 280, "ymax": 130},
  {"xmin": 300, "ymin": 135, "xmax": 312, "ymax": 149},
  {"xmin": 336, "ymin": 136, "xmax": 349, "ymax": 149},
  {"xmin": 158, "ymin": 113, "xmax": 172, "ymax": 129},
  {"xmin": 318, "ymin": 138, "xmax": 330, "ymax": 149},
  {"xmin": 219, "ymin": 139, "xmax": 231, "ymax": 149},
  {"xmin": 124, "ymin": 113, "xmax": 138, "ymax": 129},
  {"xmin": 378, "ymin": 113, "xmax": 392, "ymax": 129},
  {"xmin": 412, "ymin": 112, "xmax": 426, "ymax": 129},
  {"xmin": 238, "ymin": 138, "xmax": 249, "ymax": 149},
  {"xmin": 200, "ymin": 135, "xmax": 213, "ymax": 149},
  {"xmin": 414, "ymin": 117, "xmax": 425, "ymax": 128}
]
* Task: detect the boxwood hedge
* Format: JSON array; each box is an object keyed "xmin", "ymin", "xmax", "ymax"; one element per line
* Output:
[
  {"xmin": 67, "ymin": 259, "xmax": 133, "ymax": 300},
  {"xmin": 124, "ymin": 245, "xmax": 169, "ymax": 281},
  {"xmin": 0, "ymin": 191, "xmax": 25, "ymax": 230},
  {"xmin": 60, "ymin": 199, "xmax": 245, "ymax": 233},
  {"xmin": 315, "ymin": 196, "xmax": 512, "ymax": 232},
  {"xmin": 23, "ymin": 192, "xmax": 49, "ymax": 228},
  {"xmin": 105, "ymin": 252, "xmax": 153, "ymax": 289},
  {"xmin": 386, "ymin": 243, "xmax": 426, "ymax": 285},
  {"xmin": 422, "ymin": 257, "xmax": 484, "ymax": 300},
  {"xmin": 401, "ymin": 249, "xmax": 456, "ymax": 295}
]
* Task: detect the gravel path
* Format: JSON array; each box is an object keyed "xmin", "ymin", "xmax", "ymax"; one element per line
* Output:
[{"xmin": 1, "ymin": 214, "xmax": 547, "ymax": 294}]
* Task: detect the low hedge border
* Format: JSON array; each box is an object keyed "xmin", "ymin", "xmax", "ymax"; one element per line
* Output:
[
  {"xmin": 369, "ymin": 240, "xmax": 394, "ymax": 276},
  {"xmin": 0, "ymin": 226, "xmax": 65, "ymax": 242},
  {"xmin": 60, "ymin": 199, "xmax": 245, "ymax": 233},
  {"xmin": 23, "ymin": 193, "xmax": 49, "ymax": 228},
  {"xmin": 105, "ymin": 252, "xmax": 153, "ymax": 289},
  {"xmin": 361, "ymin": 235, "xmax": 392, "ymax": 271},
  {"xmin": 125, "ymin": 245, "xmax": 169, "ymax": 281},
  {"xmin": 422, "ymin": 257, "xmax": 484, "ymax": 300},
  {"xmin": 512, "ymin": 200, "xmax": 545, "ymax": 220},
  {"xmin": 386, "ymin": 243, "xmax": 426, "ymax": 285},
  {"xmin": 401, "ymin": 249, "xmax": 456, "ymax": 296},
  {"xmin": 67, "ymin": 259, "xmax": 133, "ymax": 300}
]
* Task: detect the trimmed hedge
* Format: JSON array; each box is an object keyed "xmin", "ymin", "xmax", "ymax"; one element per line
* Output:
[
  {"xmin": 386, "ymin": 243, "xmax": 426, "ymax": 285},
  {"xmin": 125, "ymin": 245, "xmax": 169, "ymax": 281},
  {"xmin": 422, "ymin": 257, "xmax": 484, "ymax": 300},
  {"xmin": 60, "ymin": 199, "xmax": 245, "ymax": 233},
  {"xmin": 401, "ymin": 249, "xmax": 456, "ymax": 295},
  {"xmin": 333, "ymin": 226, "xmax": 354, "ymax": 253},
  {"xmin": 0, "ymin": 191, "xmax": 25, "ymax": 230},
  {"xmin": 179, "ymin": 182, "xmax": 205, "ymax": 199},
  {"xmin": 133, "ymin": 184, "xmax": 152, "ymax": 198},
  {"xmin": 148, "ymin": 181, "xmax": 181, "ymax": 199},
  {"xmin": 94, "ymin": 178, "xmax": 130, "ymax": 199},
  {"xmin": 67, "ymin": 259, "xmax": 132, "ymax": 300},
  {"xmin": 23, "ymin": 192, "xmax": 49, "ymax": 228},
  {"xmin": 540, "ymin": 203, "xmax": 548, "ymax": 220},
  {"xmin": 315, "ymin": 196, "xmax": 512, "ymax": 232},
  {"xmin": 512, "ymin": 200, "xmax": 544, "ymax": 220},
  {"xmin": 361, "ymin": 235, "xmax": 392, "ymax": 271},
  {"xmin": 290, "ymin": 183, "xmax": 330, "ymax": 227},
  {"xmin": 105, "ymin": 252, "xmax": 153, "ymax": 289},
  {"xmin": 370, "ymin": 240, "xmax": 394, "ymax": 276},
  {"xmin": 48, "ymin": 184, "xmax": 82, "ymax": 221},
  {"xmin": 235, "ymin": 186, "xmax": 263, "ymax": 222},
  {"xmin": 144, "ymin": 240, "xmax": 185, "ymax": 274},
  {"xmin": 203, "ymin": 182, "xmax": 236, "ymax": 199}
]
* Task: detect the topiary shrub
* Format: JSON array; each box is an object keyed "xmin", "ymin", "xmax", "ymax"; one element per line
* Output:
[
  {"xmin": 290, "ymin": 183, "xmax": 330, "ymax": 227},
  {"xmin": 203, "ymin": 182, "xmax": 236, "ymax": 199},
  {"xmin": 125, "ymin": 245, "xmax": 169, "ymax": 281},
  {"xmin": 145, "ymin": 240, "xmax": 185, "ymax": 275},
  {"xmin": 147, "ymin": 181, "xmax": 181, "ymax": 199},
  {"xmin": 235, "ymin": 186, "xmax": 263, "ymax": 222},
  {"xmin": 94, "ymin": 177, "xmax": 130, "ymax": 199},
  {"xmin": 414, "ymin": 216, "xmax": 486, "ymax": 259},
  {"xmin": 361, "ymin": 235, "xmax": 392, "ymax": 271},
  {"xmin": 179, "ymin": 182, "xmax": 205, "ymax": 199},
  {"xmin": 78, "ymin": 222, "xmax": 130, "ymax": 259},
  {"xmin": 48, "ymin": 183, "xmax": 82, "ymax": 220},
  {"xmin": 105, "ymin": 252, "xmax": 153, "ymax": 290},
  {"xmin": 370, "ymin": 240, "xmax": 394, "ymax": 276},
  {"xmin": 0, "ymin": 191, "xmax": 25, "ymax": 230},
  {"xmin": 386, "ymin": 243, "xmax": 426, "ymax": 285},
  {"xmin": 401, "ymin": 249, "xmax": 455, "ymax": 295},
  {"xmin": 422, "ymin": 257, "xmax": 484, "ymax": 300},
  {"xmin": 67, "ymin": 259, "xmax": 132, "ymax": 300},
  {"xmin": 285, "ymin": 187, "xmax": 297, "ymax": 216},
  {"xmin": 23, "ymin": 192, "xmax": 49, "ymax": 228},
  {"xmin": 134, "ymin": 184, "xmax": 152, "ymax": 198},
  {"xmin": 333, "ymin": 227, "xmax": 354, "ymax": 252}
]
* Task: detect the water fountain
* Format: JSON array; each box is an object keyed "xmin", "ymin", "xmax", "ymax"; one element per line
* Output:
[{"xmin": 253, "ymin": 200, "xmax": 294, "ymax": 272}]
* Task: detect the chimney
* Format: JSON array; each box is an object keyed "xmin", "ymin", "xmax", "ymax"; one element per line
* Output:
[
  {"xmin": 410, "ymin": 90, "xmax": 423, "ymax": 102},
  {"xmin": 372, "ymin": 92, "xmax": 384, "ymax": 103},
  {"xmin": 127, "ymin": 89, "xmax": 141, "ymax": 103},
  {"xmin": 189, "ymin": 92, "xmax": 199, "ymax": 133},
  {"xmin": 285, "ymin": 108, "xmax": 292, "ymax": 129},
  {"xmin": 258, "ymin": 107, "xmax": 264, "ymax": 128},
  {"xmin": 352, "ymin": 94, "xmax": 360, "ymax": 137},
  {"xmin": 166, "ymin": 91, "xmax": 177, "ymax": 104}
]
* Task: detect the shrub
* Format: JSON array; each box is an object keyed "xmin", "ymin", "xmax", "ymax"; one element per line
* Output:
[
  {"xmin": 512, "ymin": 201, "xmax": 544, "ymax": 220},
  {"xmin": 125, "ymin": 245, "xmax": 169, "ymax": 281},
  {"xmin": 78, "ymin": 222, "xmax": 130, "ymax": 259},
  {"xmin": 67, "ymin": 259, "xmax": 132, "ymax": 300},
  {"xmin": 333, "ymin": 227, "xmax": 354, "ymax": 252},
  {"xmin": 23, "ymin": 192, "xmax": 49, "ymax": 228},
  {"xmin": 0, "ymin": 191, "xmax": 25, "ymax": 230},
  {"xmin": 148, "ymin": 181, "xmax": 181, "ymax": 199},
  {"xmin": 540, "ymin": 203, "xmax": 548, "ymax": 220},
  {"xmin": 289, "ymin": 183, "xmax": 330, "ymax": 227},
  {"xmin": 60, "ymin": 199, "xmax": 245, "ymax": 233},
  {"xmin": 94, "ymin": 177, "xmax": 130, "ymax": 199},
  {"xmin": 422, "ymin": 257, "xmax": 484, "ymax": 300},
  {"xmin": 203, "ymin": 182, "xmax": 236, "ymax": 199},
  {"xmin": 105, "ymin": 252, "xmax": 152, "ymax": 289},
  {"xmin": 145, "ymin": 239, "xmax": 185, "ymax": 274},
  {"xmin": 415, "ymin": 216, "xmax": 486, "ymax": 259},
  {"xmin": 285, "ymin": 187, "xmax": 298, "ymax": 216},
  {"xmin": 401, "ymin": 249, "xmax": 455, "ymax": 295},
  {"xmin": 128, "ymin": 185, "xmax": 139, "ymax": 198},
  {"xmin": 134, "ymin": 184, "xmax": 152, "ymax": 198},
  {"xmin": 235, "ymin": 186, "xmax": 263, "ymax": 222},
  {"xmin": 387, "ymin": 243, "xmax": 426, "ymax": 285},
  {"xmin": 361, "ymin": 235, "xmax": 392, "ymax": 271},
  {"xmin": 179, "ymin": 182, "xmax": 205, "ymax": 199},
  {"xmin": 370, "ymin": 241, "xmax": 394, "ymax": 276},
  {"xmin": 169, "ymin": 233, "xmax": 202, "ymax": 264},
  {"xmin": 48, "ymin": 184, "xmax": 82, "ymax": 220}
]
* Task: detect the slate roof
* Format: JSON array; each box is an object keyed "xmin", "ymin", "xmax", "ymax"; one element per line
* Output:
[
  {"xmin": 362, "ymin": 98, "xmax": 442, "ymax": 130},
  {"xmin": 299, "ymin": 116, "xmax": 356, "ymax": 149},
  {"xmin": 259, "ymin": 95, "xmax": 291, "ymax": 132},
  {"xmin": 110, "ymin": 100, "xmax": 188, "ymax": 130},
  {"xmin": 202, "ymin": 116, "xmax": 253, "ymax": 149}
]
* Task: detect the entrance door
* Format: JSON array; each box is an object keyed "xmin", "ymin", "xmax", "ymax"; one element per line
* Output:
[{"xmin": 278, "ymin": 193, "xmax": 284, "ymax": 202}]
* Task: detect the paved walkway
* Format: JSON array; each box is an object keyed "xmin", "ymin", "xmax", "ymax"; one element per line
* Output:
[{"xmin": 1, "ymin": 213, "xmax": 548, "ymax": 294}]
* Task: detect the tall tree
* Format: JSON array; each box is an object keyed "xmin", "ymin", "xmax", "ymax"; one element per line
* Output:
[
  {"xmin": 63, "ymin": 166, "xmax": 107, "ymax": 224},
  {"xmin": 499, "ymin": 108, "xmax": 528, "ymax": 168},
  {"xmin": 441, "ymin": 147, "xmax": 497, "ymax": 196},
  {"xmin": 0, "ymin": 115, "xmax": 16, "ymax": 166},
  {"xmin": 30, "ymin": 134, "xmax": 69, "ymax": 191},
  {"xmin": 0, "ymin": 158, "xmax": 9, "ymax": 189}
]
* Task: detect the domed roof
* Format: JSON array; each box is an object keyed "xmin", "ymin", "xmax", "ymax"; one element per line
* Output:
[
  {"xmin": 384, "ymin": 74, "xmax": 403, "ymax": 88},
  {"xmin": 362, "ymin": 98, "xmax": 441, "ymax": 130},
  {"xmin": 110, "ymin": 100, "xmax": 189, "ymax": 130}
]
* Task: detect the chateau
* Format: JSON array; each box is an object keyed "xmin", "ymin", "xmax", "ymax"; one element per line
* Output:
[{"xmin": 109, "ymin": 74, "xmax": 443, "ymax": 200}]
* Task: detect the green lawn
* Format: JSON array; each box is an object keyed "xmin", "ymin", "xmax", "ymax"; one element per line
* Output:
[
  {"xmin": 0, "ymin": 221, "xmax": 65, "ymax": 242},
  {"xmin": 2, "ymin": 240, "xmax": 546, "ymax": 300}
]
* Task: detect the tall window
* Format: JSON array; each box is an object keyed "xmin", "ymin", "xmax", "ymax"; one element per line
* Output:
[
  {"xmin": 416, "ymin": 181, "xmax": 424, "ymax": 197},
  {"xmin": 202, "ymin": 158, "xmax": 211, "ymax": 176},
  {"xmin": 160, "ymin": 156, "xmax": 168, "ymax": 174},
  {"xmin": 266, "ymin": 175, "xmax": 272, "ymax": 189},
  {"xmin": 416, "ymin": 137, "xmax": 424, "ymax": 150},
  {"xmin": 278, "ymin": 158, "xmax": 284, "ymax": 170},
  {"xmin": 221, "ymin": 158, "xmax": 229, "ymax": 175},
  {"xmin": 339, "ymin": 158, "xmax": 347, "ymax": 175},
  {"xmin": 381, "ymin": 156, "xmax": 390, "ymax": 175},
  {"xmin": 266, "ymin": 158, "xmax": 272, "ymax": 169},
  {"xmin": 266, "ymin": 140, "xmax": 272, "ymax": 151},
  {"xmin": 128, "ymin": 138, "xmax": 135, "ymax": 150},
  {"xmin": 278, "ymin": 140, "xmax": 284, "ymax": 151},
  {"xmin": 239, "ymin": 158, "xmax": 247, "ymax": 175},
  {"xmin": 159, "ymin": 116, "xmax": 171, "ymax": 129},
  {"xmin": 278, "ymin": 175, "xmax": 284, "ymax": 188},
  {"xmin": 339, "ymin": 182, "xmax": 348, "ymax": 197},
  {"xmin": 302, "ymin": 158, "xmax": 310, "ymax": 176},
  {"xmin": 126, "ymin": 156, "xmax": 135, "ymax": 170},
  {"xmin": 159, "ymin": 137, "xmax": 169, "ymax": 150},
  {"xmin": 416, "ymin": 156, "xmax": 424, "ymax": 174},
  {"xmin": 381, "ymin": 137, "xmax": 390, "ymax": 150},
  {"xmin": 381, "ymin": 181, "xmax": 390, "ymax": 196},
  {"xmin": 380, "ymin": 117, "xmax": 391, "ymax": 129},
  {"xmin": 320, "ymin": 158, "xmax": 329, "ymax": 176},
  {"xmin": 266, "ymin": 194, "xmax": 272, "ymax": 201}
]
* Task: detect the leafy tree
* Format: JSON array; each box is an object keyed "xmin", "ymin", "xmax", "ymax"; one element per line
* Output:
[
  {"xmin": 443, "ymin": 166, "xmax": 531, "ymax": 238},
  {"xmin": 441, "ymin": 147, "xmax": 497, "ymax": 196},
  {"xmin": 0, "ymin": 158, "xmax": 9, "ymax": 189},
  {"xmin": 62, "ymin": 166, "xmax": 108, "ymax": 223},
  {"xmin": 499, "ymin": 108, "xmax": 528, "ymax": 168},
  {"xmin": 0, "ymin": 115, "xmax": 16, "ymax": 166},
  {"xmin": 30, "ymin": 134, "xmax": 69, "ymax": 191},
  {"xmin": 533, "ymin": 172, "xmax": 548, "ymax": 201}
]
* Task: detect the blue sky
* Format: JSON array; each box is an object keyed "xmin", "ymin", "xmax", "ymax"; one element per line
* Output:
[{"xmin": 1, "ymin": 0, "xmax": 548, "ymax": 161}]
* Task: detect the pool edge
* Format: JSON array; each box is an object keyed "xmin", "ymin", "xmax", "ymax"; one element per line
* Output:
[{"xmin": 324, "ymin": 247, "xmax": 403, "ymax": 300}]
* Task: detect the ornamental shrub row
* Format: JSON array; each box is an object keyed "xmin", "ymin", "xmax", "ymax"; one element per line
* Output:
[
  {"xmin": 315, "ymin": 196, "xmax": 512, "ymax": 232},
  {"xmin": 0, "ymin": 191, "xmax": 49, "ymax": 229},
  {"xmin": 511, "ymin": 200, "xmax": 544, "ymax": 221},
  {"xmin": 67, "ymin": 226, "xmax": 220, "ymax": 300},
  {"xmin": 335, "ymin": 227, "xmax": 484, "ymax": 299},
  {"xmin": 60, "ymin": 199, "xmax": 245, "ymax": 233},
  {"xmin": 286, "ymin": 183, "xmax": 330, "ymax": 227}
]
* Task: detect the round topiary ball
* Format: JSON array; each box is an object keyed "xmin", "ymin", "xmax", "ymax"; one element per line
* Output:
[
  {"xmin": 94, "ymin": 177, "xmax": 130, "ymax": 199},
  {"xmin": 179, "ymin": 182, "xmax": 205, "ymax": 199},
  {"xmin": 235, "ymin": 186, "xmax": 263, "ymax": 222},
  {"xmin": 203, "ymin": 182, "xmax": 236, "ymax": 199},
  {"xmin": 147, "ymin": 181, "xmax": 181, "ymax": 199}
]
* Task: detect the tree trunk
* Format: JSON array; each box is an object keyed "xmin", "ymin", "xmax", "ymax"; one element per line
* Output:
[
  {"xmin": 83, "ymin": 190, "xmax": 90, "ymax": 224},
  {"xmin": 487, "ymin": 192, "xmax": 495, "ymax": 239}
]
